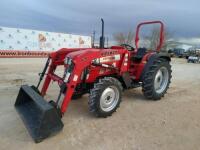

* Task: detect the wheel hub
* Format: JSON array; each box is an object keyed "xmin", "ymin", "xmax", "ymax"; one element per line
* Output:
[
  {"xmin": 100, "ymin": 86, "xmax": 119, "ymax": 112},
  {"xmin": 154, "ymin": 67, "xmax": 169, "ymax": 94}
]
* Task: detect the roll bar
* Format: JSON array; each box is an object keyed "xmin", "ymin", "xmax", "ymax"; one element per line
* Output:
[{"xmin": 135, "ymin": 21, "xmax": 164, "ymax": 51}]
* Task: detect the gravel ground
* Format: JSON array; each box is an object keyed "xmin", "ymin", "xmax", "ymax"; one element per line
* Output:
[{"xmin": 0, "ymin": 58, "xmax": 200, "ymax": 150}]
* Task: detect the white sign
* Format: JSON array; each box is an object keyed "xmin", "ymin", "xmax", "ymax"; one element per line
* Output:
[{"xmin": 0, "ymin": 26, "xmax": 91, "ymax": 51}]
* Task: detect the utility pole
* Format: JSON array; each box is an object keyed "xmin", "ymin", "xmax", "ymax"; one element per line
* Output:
[{"xmin": 92, "ymin": 30, "xmax": 95, "ymax": 48}]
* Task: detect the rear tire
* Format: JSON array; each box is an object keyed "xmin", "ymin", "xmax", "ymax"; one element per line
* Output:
[
  {"xmin": 142, "ymin": 58, "xmax": 172, "ymax": 100},
  {"xmin": 89, "ymin": 77, "xmax": 123, "ymax": 117}
]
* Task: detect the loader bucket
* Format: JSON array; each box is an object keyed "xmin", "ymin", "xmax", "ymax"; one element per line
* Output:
[{"xmin": 15, "ymin": 85, "xmax": 63, "ymax": 143}]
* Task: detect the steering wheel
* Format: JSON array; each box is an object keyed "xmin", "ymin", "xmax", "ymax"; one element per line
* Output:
[{"xmin": 120, "ymin": 44, "xmax": 135, "ymax": 51}]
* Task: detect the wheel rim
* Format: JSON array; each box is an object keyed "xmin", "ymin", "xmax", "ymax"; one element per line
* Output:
[
  {"xmin": 154, "ymin": 67, "xmax": 169, "ymax": 94},
  {"xmin": 100, "ymin": 86, "xmax": 119, "ymax": 112}
]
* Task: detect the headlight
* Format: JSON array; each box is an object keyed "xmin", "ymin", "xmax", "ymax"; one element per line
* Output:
[
  {"xmin": 64, "ymin": 57, "xmax": 69, "ymax": 64},
  {"xmin": 63, "ymin": 57, "xmax": 74, "ymax": 83},
  {"xmin": 92, "ymin": 58, "xmax": 100, "ymax": 64},
  {"xmin": 64, "ymin": 57, "xmax": 72, "ymax": 65}
]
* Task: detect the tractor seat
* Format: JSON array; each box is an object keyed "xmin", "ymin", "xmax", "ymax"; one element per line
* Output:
[{"xmin": 132, "ymin": 48, "xmax": 147, "ymax": 61}]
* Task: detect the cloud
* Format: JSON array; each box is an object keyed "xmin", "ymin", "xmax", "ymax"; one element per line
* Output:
[
  {"xmin": 1, "ymin": 0, "xmax": 200, "ymax": 40},
  {"xmin": 176, "ymin": 38, "xmax": 200, "ymax": 45}
]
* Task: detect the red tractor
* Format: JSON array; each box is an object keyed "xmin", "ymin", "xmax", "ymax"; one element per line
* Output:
[{"xmin": 15, "ymin": 19, "xmax": 172, "ymax": 142}]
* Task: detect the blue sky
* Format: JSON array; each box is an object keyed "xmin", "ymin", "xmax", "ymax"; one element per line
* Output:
[{"xmin": 1, "ymin": 0, "xmax": 200, "ymax": 42}]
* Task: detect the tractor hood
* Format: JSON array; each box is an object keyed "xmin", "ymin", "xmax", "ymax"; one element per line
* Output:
[
  {"xmin": 66, "ymin": 48, "xmax": 126, "ymax": 64},
  {"xmin": 67, "ymin": 48, "xmax": 100, "ymax": 59},
  {"xmin": 49, "ymin": 47, "xmax": 126, "ymax": 65}
]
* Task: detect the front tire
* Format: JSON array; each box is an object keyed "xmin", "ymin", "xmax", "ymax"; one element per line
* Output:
[
  {"xmin": 142, "ymin": 58, "xmax": 172, "ymax": 100},
  {"xmin": 89, "ymin": 77, "xmax": 123, "ymax": 117}
]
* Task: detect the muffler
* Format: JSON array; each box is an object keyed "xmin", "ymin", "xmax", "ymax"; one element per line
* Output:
[{"xmin": 15, "ymin": 85, "xmax": 63, "ymax": 143}]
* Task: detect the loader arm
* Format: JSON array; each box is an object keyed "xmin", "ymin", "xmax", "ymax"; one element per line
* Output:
[
  {"xmin": 41, "ymin": 50, "xmax": 102, "ymax": 114},
  {"xmin": 61, "ymin": 51, "xmax": 103, "ymax": 114}
]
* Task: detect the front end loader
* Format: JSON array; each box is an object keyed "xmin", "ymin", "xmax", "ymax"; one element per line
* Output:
[{"xmin": 15, "ymin": 19, "xmax": 172, "ymax": 143}]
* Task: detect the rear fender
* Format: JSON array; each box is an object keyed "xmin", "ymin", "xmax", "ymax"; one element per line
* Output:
[{"xmin": 140, "ymin": 53, "xmax": 171, "ymax": 81}]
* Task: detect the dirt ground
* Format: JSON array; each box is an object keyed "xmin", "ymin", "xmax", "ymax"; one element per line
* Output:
[{"xmin": 0, "ymin": 58, "xmax": 200, "ymax": 150}]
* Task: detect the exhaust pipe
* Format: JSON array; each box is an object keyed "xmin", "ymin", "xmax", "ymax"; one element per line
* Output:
[{"xmin": 99, "ymin": 18, "xmax": 105, "ymax": 49}]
